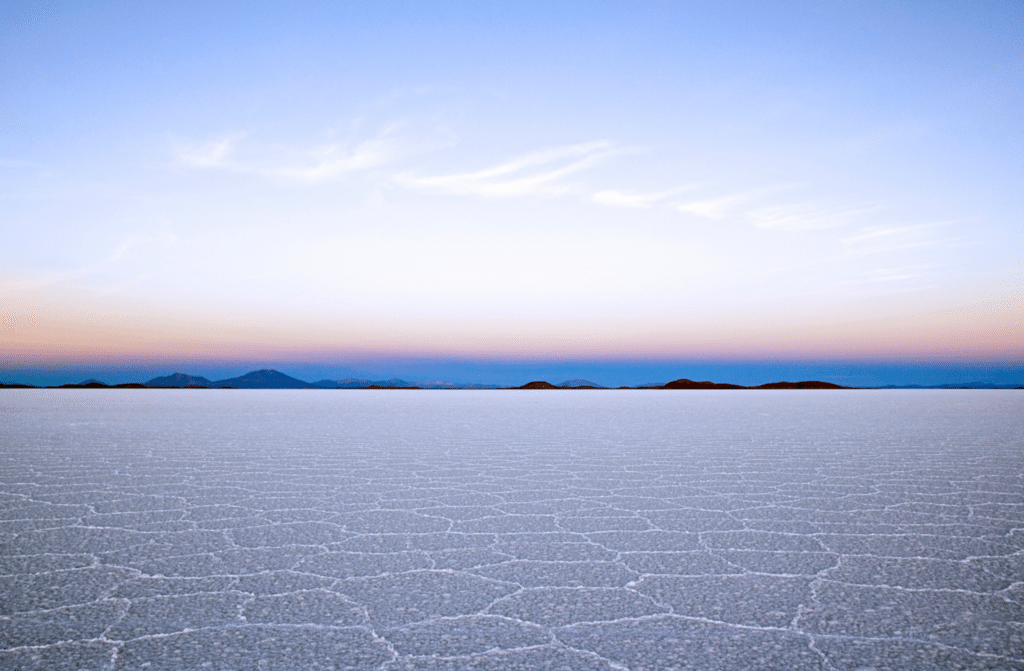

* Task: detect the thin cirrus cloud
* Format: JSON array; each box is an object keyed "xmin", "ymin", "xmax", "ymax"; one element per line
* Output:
[
  {"xmin": 675, "ymin": 185, "xmax": 811, "ymax": 222},
  {"xmin": 671, "ymin": 186, "xmax": 881, "ymax": 233},
  {"xmin": 747, "ymin": 203, "xmax": 880, "ymax": 232},
  {"xmin": 838, "ymin": 219, "xmax": 967, "ymax": 245},
  {"xmin": 590, "ymin": 183, "xmax": 704, "ymax": 209},
  {"xmin": 675, "ymin": 189, "xmax": 771, "ymax": 220},
  {"xmin": 394, "ymin": 140, "xmax": 616, "ymax": 198},
  {"xmin": 763, "ymin": 220, "xmax": 964, "ymax": 282},
  {"xmin": 592, "ymin": 184, "xmax": 880, "ymax": 237},
  {"xmin": 836, "ymin": 220, "xmax": 963, "ymax": 258},
  {"xmin": 172, "ymin": 127, "xmax": 401, "ymax": 182},
  {"xmin": 172, "ymin": 132, "xmax": 246, "ymax": 168}
]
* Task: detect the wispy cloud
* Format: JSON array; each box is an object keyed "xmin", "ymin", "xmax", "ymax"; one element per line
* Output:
[
  {"xmin": 273, "ymin": 135, "xmax": 396, "ymax": 181},
  {"xmin": 748, "ymin": 203, "xmax": 879, "ymax": 231},
  {"xmin": 767, "ymin": 217, "xmax": 965, "ymax": 279},
  {"xmin": 172, "ymin": 126, "xmax": 402, "ymax": 183},
  {"xmin": 672, "ymin": 184, "xmax": 880, "ymax": 233},
  {"xmin": 396, "ymin": 141, "xmax": 616, "ymax": 198},
  {"xmin": 591, "ymin": 183, "xmax": 703, "ymax": 209},
  {"xmin": 829, "ymin": 219, "xmax": 965, "ymax": 258},
  {"xmin": 675, "ymin": 188, "xmax": 775, "ymax": 220},
  {"xmin": 839, "ymin": 219, "xmax": 968, "ymax": 245},
  {"xmin": 173, "ymin": 133, "xmax": 245, "ymax": 168}
]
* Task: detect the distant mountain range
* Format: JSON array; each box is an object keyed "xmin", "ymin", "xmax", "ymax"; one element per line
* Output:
[
  {"xmin": 514, "ymin": 378, "xmax": 849, "ymax": 390},
  {"xmin": 559, "ymin": 379, "xmax": 605, "ymax": 388},
  {"xmin": 309, "ymin": 378, "xmax": 502, "ymax": 389},
  {"xmin": 660, "ymin": 379, "xmax": 846, "ymax": 390},
  {"xmin": 149, "ymin": 370, "xmax": 505, "ymax": 389},
  {"xmin": 145, "ymin": 373, "xmax": 216, "ymax": 388},
  {"xmin": 877, "ymin": 382, "xmax": 1024, "ymax": 389},
  {"xmin": 318, "ymin": 378, "xmax": 418, "ymax": 389},
  {"xmin": 1, "ymin": 370, "xmax": 1021, "ymax": 390}
]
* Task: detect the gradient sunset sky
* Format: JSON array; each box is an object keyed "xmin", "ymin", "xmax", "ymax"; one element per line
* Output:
[{"xmin": 2, "ymin": 1, "xmax": 1022, "ymax": 386}]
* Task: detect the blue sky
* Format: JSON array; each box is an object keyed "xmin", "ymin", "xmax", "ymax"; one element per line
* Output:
[{"xmin": 1, "ymin": 1, "xmax": 1022, "ymax": 385}]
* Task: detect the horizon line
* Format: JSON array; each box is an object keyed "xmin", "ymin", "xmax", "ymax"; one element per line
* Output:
[{"xmin": 3, "ymin": 366, "xmax": 1023, "ymax": 391}]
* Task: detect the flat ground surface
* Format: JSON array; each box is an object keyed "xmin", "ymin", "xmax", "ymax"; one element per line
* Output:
[{"xmin": 1, "ymin": 389, "xmax": 1022, "ymax": 670}]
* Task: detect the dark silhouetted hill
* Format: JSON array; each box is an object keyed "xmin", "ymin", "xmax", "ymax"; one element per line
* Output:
[
  {"xmin": 661, "ymin": 378, "xmax": 746, "ymax": 389},
  {"xmin": 515, "ymin": 381, "xmax": 561, "ymax": 389},
  {"xmin": 146, "ymin": 373, "xmax": 215, "ymax": 388},
  {"xmin": 211, "ymin": 370, "xmax": 315, "ymax": 389},
  {"xmin": 60, "ymin": 381, "xmax": 109, "ymax": 388},
  {"xmin": 754, "ymin": 381, "xmax": 847, "ymax": 389},
  {"xmin": 659, "ymin": 378, "xmax": 849, "ymax": 390}
]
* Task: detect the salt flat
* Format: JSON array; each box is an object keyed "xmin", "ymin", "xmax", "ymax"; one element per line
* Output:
[{"xmin": 1, "ymin": 389, "xmax": 1022, "ymax": 670}]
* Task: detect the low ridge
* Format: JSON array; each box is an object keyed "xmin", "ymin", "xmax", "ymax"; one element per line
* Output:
[
  {"xmin": 515, "ymin": 381, "xmax": 560, "ymax": 389},
  {"xmin": 661, "ymin": 378, "xmax": 746, "ymax": 390},
  {"xmin": 754, "ymin": 381, "xmax": 846, "ymax": 389},
  {"xmin": 660, "ymin": 378, "xmax": 848, "ymax": 390}
]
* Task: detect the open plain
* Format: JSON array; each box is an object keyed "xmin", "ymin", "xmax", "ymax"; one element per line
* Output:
[{"xmin": 1, "ymin": 389, "xmax": 1022, "ymax": 670}]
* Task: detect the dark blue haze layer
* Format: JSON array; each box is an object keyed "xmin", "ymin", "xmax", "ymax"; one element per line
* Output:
[
  {"xmin": 1, "ymin": 390, "xmax": 1022, "ymax": 670},
  {"xmin": 4, "ymin": 359, "xmax": 1023, "ymax": 388}
]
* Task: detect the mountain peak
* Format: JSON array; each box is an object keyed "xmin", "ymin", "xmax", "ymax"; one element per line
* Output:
[
  {"xmin": 212, "ymin": 370, "xmax": 314, "ymax": 389},
  {"xmin": 146, "ymin": 373, "xmax": 214, "ymax": 388}
]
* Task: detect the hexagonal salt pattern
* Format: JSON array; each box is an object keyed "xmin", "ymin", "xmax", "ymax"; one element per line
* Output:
[{"xmin": 1, "ymin": 389, "xmax": 1022, "ymax": 670}]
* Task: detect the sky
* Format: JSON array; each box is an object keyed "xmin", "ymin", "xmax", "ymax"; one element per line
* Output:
[{"xmin": 1, "ymin": 0, "xmax": 1022, "ymax": 386}]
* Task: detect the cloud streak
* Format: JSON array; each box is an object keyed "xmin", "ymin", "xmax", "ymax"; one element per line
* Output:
[
  {"xmin": 675, "ymin": 189, "xmax": 773, "ymax": 220},
  {"xmin": 839, "ymin": 219, "xmax": 969, "ymax": 245},
  {"xmin": 668, "ymin": 184, "xmax": 883, "ymax": 234},
  {"xmin": 172, "ymin": 126, "xmax": 401, "ymax": 183},
  {"xmin": 591, "ymin": 183, "xmax": 704, "ymax": 209},
  {"xmin": 748, "ymin": 203, "xmax": 879, "ymax": 231},
  {"xmin": 395, "ymin": 141, "xmax": 616, "ymax": 198},
  {"xmin": 173, "ymin": 133, "xmax": 245, "ymax": 168}
]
